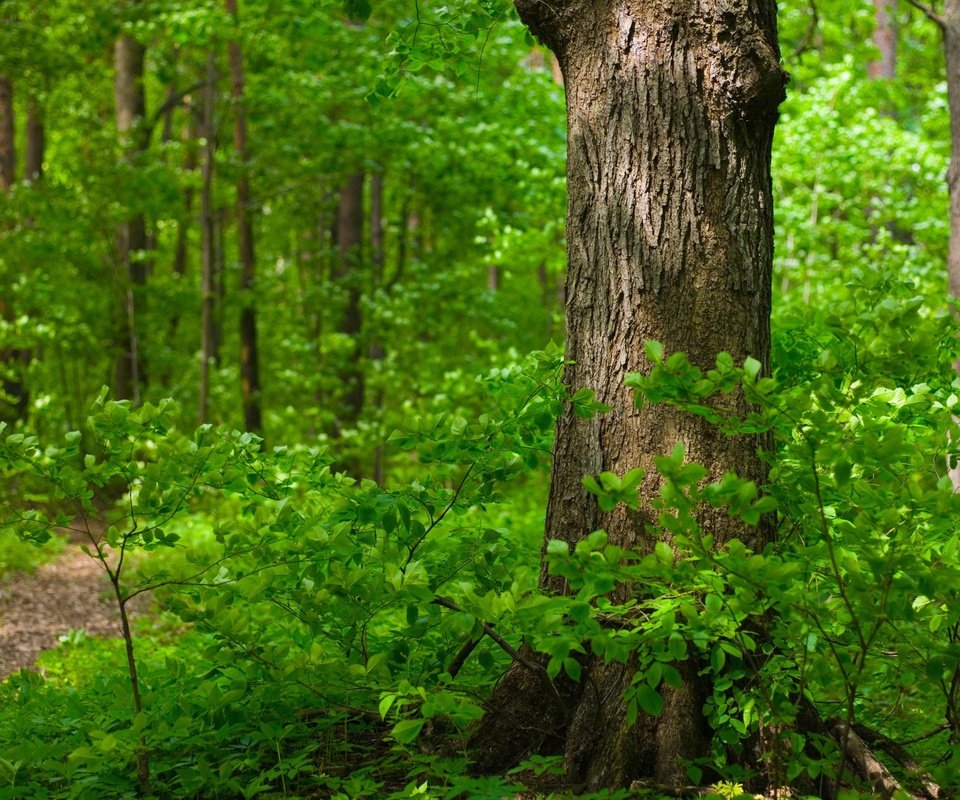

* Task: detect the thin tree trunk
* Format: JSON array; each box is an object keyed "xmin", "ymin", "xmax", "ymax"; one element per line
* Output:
[
  {"xmin": 213, "ymin": 207, "xmax": 225, "ymax": 365},
  {"xmin": 944, "ymin": 1, "xmax": 960, "ymax": 490},
  {"xmin": 114, "ymin": 31, "xmax": 149, "ymax": 403},
  {"xmin": 0, "ymin": 76, "xmax": 13, "ymax": 191},
  {"xmin": 172, "ymin": 113, "xmax": 198, "ymax": 280},
  {"xmin": 5, "ymin": 96, "xmax": 45, "ymax": 420},
  {"xmin": 945, "ymin": 3, "xmax": 960, "ymax": 301},
  {"xmin": 199, "ymin": 54, "xmax": 218, "ymax": 425},
  {"xmin": 370, "ymin": 170, "xmax": 387, "ymax": 485},
  {"xmin": 0, "ymin": 75, "xmax": 24, "ymax": 424},
  {"xmin": 470, "ymin": 1, "xmax": 786, "ymax": 789},
  {"xmin": 335, "ymin": 171, "xmax": 365, "ymax": 435},
  {"xmin": 225, "ymin": 0, "xmax": 262, "ymax": 436},
  {"xmin": 24, "ymin": 99, "xmax": 44, "ymax": 181},
  {"xmin": 170, "ymin": 103, "xmax": 199, "ymax": 346},
  {"xmin": 868, "ymin": 0, "xmax": 898, "ymax": 79}
]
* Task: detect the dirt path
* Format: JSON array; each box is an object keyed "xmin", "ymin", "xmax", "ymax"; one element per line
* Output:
[{"xmin": 0, "ymin": 543, "xmax": 126, "ymax": 677}]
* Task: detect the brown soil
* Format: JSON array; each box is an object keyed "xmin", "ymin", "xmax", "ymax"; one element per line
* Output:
[{"xmin": 0, "ymin": 542, "xmax": 129, "ymax": 677}]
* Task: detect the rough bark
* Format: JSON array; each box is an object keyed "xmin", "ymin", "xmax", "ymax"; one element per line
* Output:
[
  {"xmin": 0, "ymin": 76, "xmax": 13, "ymax": 191},
  {"xmin": 199, "ymin": 54, "xmax": 218, "ymax": 425},
  {"xmin": 868, "ymin": 0, "xmax": 898, "ymax": 79},
  {"xmin": 114, "ymin": 31, "xmax": 149, "ymax": 402},
  {"xmin": 470, "ymin": 0, "xmax": 786, "ymax": 789},
  {"xmin": 226, "ymin": 0, "xmax": 263, "ymax": 436}
]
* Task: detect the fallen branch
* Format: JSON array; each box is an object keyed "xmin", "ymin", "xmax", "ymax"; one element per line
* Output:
[
  {"xmin": 852, "ymin": 723, "xmax": 942, "ymax": 800},
  {"xmin": 830, "ymin": 720, "xmax": 907, "ymax": 800}
]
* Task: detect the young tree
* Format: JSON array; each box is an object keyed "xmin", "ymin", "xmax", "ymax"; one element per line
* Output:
[{"xmin": 471, "ymin": 1, "xmax": 786, "ymax": 789}]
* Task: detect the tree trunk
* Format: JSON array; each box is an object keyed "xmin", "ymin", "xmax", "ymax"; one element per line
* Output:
[
  {"xmin": 0, "ymin": 74, "xmax": 25, "ymax": 424},
  {"xmin": 199, "ymin": 54, "xmax": 218, "ymax": 425},
  {"xmin": 470, "ymin": 1, "xmax": 786, "ymax": 789},
  {"xmin": 944, "ymin": 1, "xmax": 960, "ymax": 490},
  {"xmin": 945, "ymin": 3, "xmax": 960, "ymax": 302},
  {"xmin": 370, "ymin": 170, "xmax": 387, "ymax": 485},
  {"xmin": 225, "ymin": 0, "xmax": 263, "ymax": 437},
  {"xmin": 24, "ymin": 98, "xmax": 44, "ymax": 181},
  {"xmin": 335, "ymin": 170, "xmax": 365, "ymax": 434},
  {"xmin": 0, "ymin": 76, "xmax": 13, "ymax": 192},
  {"xmin": 7, "ymin": 97, "xmax": 45, "ymax": 420},
  {"xmin": 114, "ymin": 31, "xmax": 149, "ymax": 403},
  {"xmin": 868, "ymin": 0, "xmax": 898, "ymax": 79}
]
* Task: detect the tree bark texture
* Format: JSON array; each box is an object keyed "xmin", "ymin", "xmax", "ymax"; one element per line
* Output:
[
  {"xmin": 226, "ymin": 0, "xmax": 263, "ymax": 436},
  {"xmin": 114, "ymin": 32, "xmax": 149, "ymax": 402},
  {"xmin": 868, "ymin": 0, "xmax": 898, "ymax": 79},
  {"xmin": 0, "ymin": 76, "xmax": 14, "ymax": 191},
  {"xmin": 471, "ymin": 0, "xmax": 786, "ymax": 789}
]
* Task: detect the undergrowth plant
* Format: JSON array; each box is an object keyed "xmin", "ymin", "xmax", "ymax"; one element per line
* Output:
[{"xmin": 1, "ymin": 272, "xmax": 959, "ymax": 798}]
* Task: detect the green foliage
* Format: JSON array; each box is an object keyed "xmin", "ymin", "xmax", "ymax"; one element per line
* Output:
[{"xmin": 1, "ymin": 0, "xmax": 959, "ymax": 797}]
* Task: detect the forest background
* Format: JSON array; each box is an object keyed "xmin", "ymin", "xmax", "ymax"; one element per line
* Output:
[{"xmin": 1, "ymin": 0, "xmax": 959, "ymax": 798}]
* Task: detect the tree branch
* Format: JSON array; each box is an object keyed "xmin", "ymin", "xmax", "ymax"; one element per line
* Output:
[
  {"xmin": 852, "ymin": 722, "xmax": 943, "ymax": 800},
  {"xmin": 830, "ymin": 720, "xmax": 914, "ymax": 800},
  {"xmin": 146, "ymin": 80, "xmax": 206, "ymax": 138},
  {"xmin": 905, "ymin": 0, "xmax": 946, "ymax": 29},
  {"xmin": 432, "ymin": 595, "xmax": 567, "ymax": 713}
]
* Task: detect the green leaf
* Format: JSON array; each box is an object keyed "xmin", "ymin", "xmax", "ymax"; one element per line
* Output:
[
  {"xmin": 636, "ymin": 684, "xmax": 664, "ymax": 716},
  {"xmin": 392, "ymin": 718, "xmax": 425, "ymax": 743},
  {"xmin": 655, "ymin": 541, "xmax": 674, "ymax": 565},
  {"xmin": 645, "ymin": 340, "xmax": 664, "ymax": 364},
  {"xmin": 743, "ymin": 356, "xmax": 762, "ymax": 379},
  {"xmin": 379, "ymin": 694, "xmax": 397, "ymax": 719}
]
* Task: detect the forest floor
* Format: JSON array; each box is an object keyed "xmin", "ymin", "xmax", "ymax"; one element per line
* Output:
[{"xmin": 0, "ymin": 533, "xmax": 140, "ymax": 678}]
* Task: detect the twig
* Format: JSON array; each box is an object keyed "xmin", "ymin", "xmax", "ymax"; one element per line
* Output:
[
  {"xmin": 905, "ymin": 0, "xmax": 946, "ymax": 28},
  {"xmin": 147, "ymin": 80, "xmax": 205, "ymax": 135},
  {"xmin": 793, "ymin": 0, "xmax": 820, "ymax": 59},
  {"xmin": 900, "ymin": 724, "xmax": 950, "ymax": 746},
  {"xmin": 446, "ymin": 633, "xmax": 484, "ymax": 678}
]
